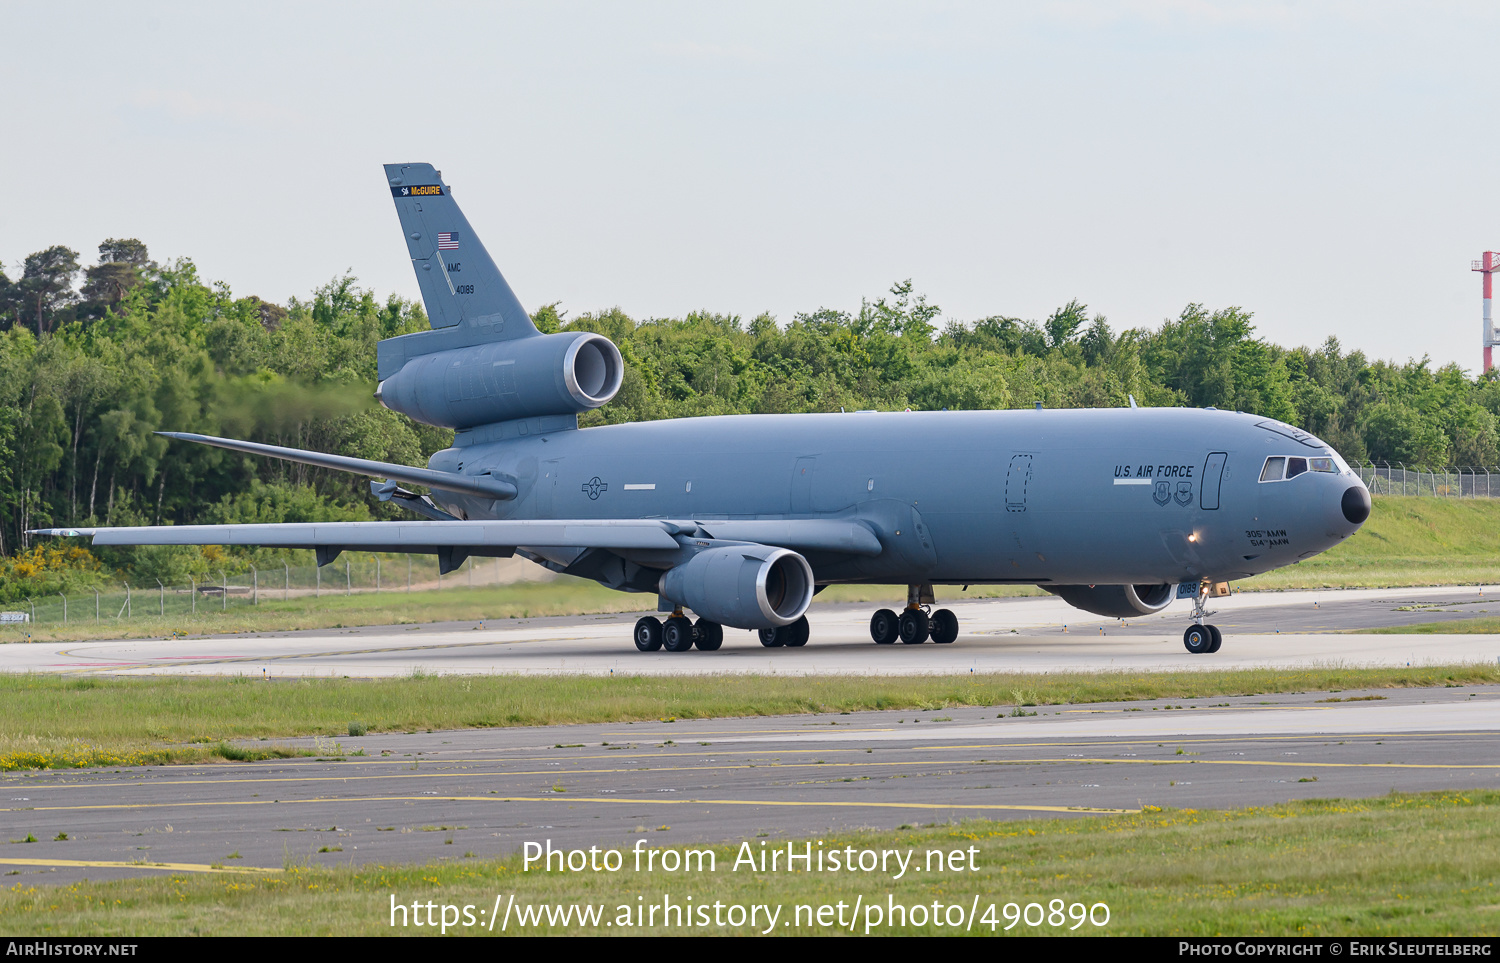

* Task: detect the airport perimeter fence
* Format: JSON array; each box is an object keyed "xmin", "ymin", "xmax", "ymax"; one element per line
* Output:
[
  {"xmin": 1357, "ymin": 462, "xmax": 1500, "ymax": 498},
  {"xmin": 0, "ymin": 462, "xmax": 1491, "ymax": 626},
  {"xmin": 0, "ymin": 554, "xmax": 548, "ymax": 629}
]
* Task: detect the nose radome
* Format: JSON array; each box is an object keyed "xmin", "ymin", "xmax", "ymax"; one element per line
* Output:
[{"xmin": 1341, "ymin": 485, "xmax": 1371, "ymax": 525}]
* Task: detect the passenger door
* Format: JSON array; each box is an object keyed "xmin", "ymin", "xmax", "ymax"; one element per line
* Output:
[{"xmin": 1200, "ymin": 452, "xmax": 1227, "ymax": 510}]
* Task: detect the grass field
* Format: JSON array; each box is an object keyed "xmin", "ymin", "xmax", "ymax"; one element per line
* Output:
[
  {"xmin": 2, "ymin": 790, "xmax": 1495, "ymax": 936},
  {"xmin": 1243, "ymin": 495, "xmax": 1500, "ymax": 591},
  {"xmin": 1368, "ymin": 616, "xmax": 1500, "ymax": 634},
  {"xmin": 2, "ymin": 665, "xmax": 1495, "ymax": 771}
]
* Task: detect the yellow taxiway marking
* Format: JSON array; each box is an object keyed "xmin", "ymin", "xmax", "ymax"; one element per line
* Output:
[
  {"xmin": 0, "ymin": 856, "xmax": 276, "ymax": 875},
  {"xmin": 8, "ymin": 752, "xmax": 1496, "ymax": 800},
  {"xmin": 973, "ymin": 757, "xmax": 1500, "ymax": 770},
  {"xmin": 8, "ymin": 730, "xmax": 1495, "ymax": 792},
  {"xmin": 599, "ymin": 729, "xmax": 1498, "ymax": 750},
  {"xmin": 8, "ymin": 795, "xmax": 1133, "ymax": 816}
]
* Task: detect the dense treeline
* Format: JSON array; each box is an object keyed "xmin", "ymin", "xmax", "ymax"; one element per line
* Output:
[{"xmin": 2, "ymin": 239, "xmax": 1497, "ymax": 592}]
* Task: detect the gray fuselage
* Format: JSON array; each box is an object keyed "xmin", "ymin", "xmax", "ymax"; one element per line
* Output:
[{"xmin": 425, "ymin": 406, "xmax": 1366, "ymax": 589}]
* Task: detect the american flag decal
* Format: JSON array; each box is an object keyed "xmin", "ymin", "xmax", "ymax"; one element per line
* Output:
[{"xmin": 437, "ymin": 232, "xmax": 459, "ymax": 250}]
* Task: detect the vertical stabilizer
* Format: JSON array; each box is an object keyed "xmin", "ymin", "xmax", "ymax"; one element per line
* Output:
[{"xmin": 384, "ymin": 163, "xmax": 538, "ymax": 340}]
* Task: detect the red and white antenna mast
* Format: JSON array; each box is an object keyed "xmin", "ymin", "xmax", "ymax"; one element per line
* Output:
[{"xmin": 1474, "ymin": 252, "xmax": 1500, "ymax": 373}]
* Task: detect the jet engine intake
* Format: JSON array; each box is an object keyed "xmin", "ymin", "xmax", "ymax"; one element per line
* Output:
[
  {"xmin": 1046, "ymin": 583, "xmax": 1175, "ymax": 619},
  {"xmin": 376, "ymin": 331, "xmax": 623, "ymax": 429},
  {"xmin": 658, "ymin": 545, "xmax": 814, "ymax": 631}
]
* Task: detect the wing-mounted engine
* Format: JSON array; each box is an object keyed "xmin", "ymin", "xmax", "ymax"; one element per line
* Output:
[
  {"xmin": 376, "ymin": 330, "xmax": 623, "ymax": 430},
  {"xmin": 1046, "ymin": 583, "xmax": 1174, "ymax": 619},
  {"xmin": 657, "ymin": 545, "xmax": 814, "ymax": 630}
]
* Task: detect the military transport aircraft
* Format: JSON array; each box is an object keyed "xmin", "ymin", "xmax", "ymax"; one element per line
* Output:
[{"xmin": 33, "ymin": 163, "xmax": 1372, "ymax": 655}]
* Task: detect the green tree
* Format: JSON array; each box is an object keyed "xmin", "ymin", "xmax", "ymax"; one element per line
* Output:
[
  {"xmin": 15, "ymin": 245, "xmax": 80, "ymax": 335},
  {"xmin": 1361, "ymin": 400, "xmax": 1450, "ymax": 466},
  {"xmin": 80, "ymin": 238, "xmax": 154, "ymax": 319}
]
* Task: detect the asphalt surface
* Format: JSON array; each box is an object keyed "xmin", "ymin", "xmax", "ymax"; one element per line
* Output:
[
  {"xmin": 2, "ymin": 586, "xmax": 1498, "ymax": 885},
  {"xmin": 2, "ymin": 685, "xmax": 1497, "ymax": 885},
  {"xmin": 1, "ymin": 586, "xmax": 1498, "ymax": 677}
]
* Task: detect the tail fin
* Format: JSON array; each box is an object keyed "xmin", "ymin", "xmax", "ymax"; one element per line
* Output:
[{"xmin": 384, "ymin": 162, "xmax": 538, "ymax": 340}]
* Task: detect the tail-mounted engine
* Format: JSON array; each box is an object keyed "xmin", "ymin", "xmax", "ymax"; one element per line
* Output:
[{"xmin": 376, "ymin": 331, "xmax": 623, "ymax": 430}]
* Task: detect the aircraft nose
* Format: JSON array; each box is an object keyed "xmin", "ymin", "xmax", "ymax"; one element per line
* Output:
[{"xmin": 1340, "ymin": 485, "xmax": 1371, "ymax": 525}]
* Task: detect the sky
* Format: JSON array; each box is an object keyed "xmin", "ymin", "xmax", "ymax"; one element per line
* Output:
[{"xmin": 4, "ymin": 1, "xmax": 1499, "ymax": 371}]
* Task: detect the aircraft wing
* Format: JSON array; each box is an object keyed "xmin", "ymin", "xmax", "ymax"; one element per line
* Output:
[
  {"xmin": 155, "ymin": 431, "xmax": 518, "ymax": 501},
  {"xmin": 29, "ymin": 516, "xmax": 883, "ymax": 572},
  {"xmin": 31, "ymin": 519, "xmax": 682, "ymax": 552},
  {"xmin": 691, "ymin": 519, "xmax": 882, "ymax": 556}
]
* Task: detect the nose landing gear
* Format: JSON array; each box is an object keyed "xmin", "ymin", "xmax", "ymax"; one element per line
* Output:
[
  {"xmin": 1183, "ymin": 623, "xmax": 1222, "ymax": 654},
  {"xmin": 1183, "ymin": 581, "xmax": 1223, "ymax": 654}
]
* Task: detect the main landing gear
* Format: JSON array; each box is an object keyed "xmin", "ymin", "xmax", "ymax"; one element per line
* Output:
[
  {"xmin": 1182, "ymin": 582, "xmax": 1223, "ymax": 655},
  {"xmin": 871, "ymin": 583, "xmax": 959, "ymax": 645},
  {"xmin": 758, "ymin": 616, "xmax": 810, "ymax": 648},
  {"xmin": 634, "ymin": 610, "xmax": 724, "ymax": 652}
]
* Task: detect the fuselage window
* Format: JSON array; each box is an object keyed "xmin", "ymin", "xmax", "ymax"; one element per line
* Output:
[
  {"xmin": 1260, "ymin": 457, "xmax": 1286, "ymax": 482},
  {"xmin": 1286, "ymin": 457, "xmax": 1308, "ymax": 478},
  {"xmin": 1309, "ymin": 457, "xmax": 1336, "ymax": 473}
]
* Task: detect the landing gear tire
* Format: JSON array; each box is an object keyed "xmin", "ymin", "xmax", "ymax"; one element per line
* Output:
[
  {"xmin": 662, "ymin": 616, "xmax": 695, "ymax": 652},
  {"xmin": 758, "ymin": 626, "xmax": 785, "ymax": 647},
  {"xmin": 930, "ymin": 608, "xmax": 959, "ymax": 644},
  {"xmin": 899, "ymin": 609, "xmax": 930, "ymax": 644},
  {"xmin": 1183, "ymin": 624, "xmax": 1212, "ymax": 655},
  {"xmin": 694, "ymin": 619, "xmax": 723, "ymax": 651},
  {"xmin": 634, "ymin": 616, "xmax": 663, "ymax": 652},
  {"xmin": 1206, "ymin": 624, "xmax": 1222, "ymax": 654},
  {"xmin": 784, "ymin": 616, "xmax": 810, "ymax": 647},
  {"xmin": 871, "ymin": 609, "xmax": 899, "ymax": 644}
]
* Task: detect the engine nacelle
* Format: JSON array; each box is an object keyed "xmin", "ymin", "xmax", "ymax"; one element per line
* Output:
[
  {"xmin": 658, "ymin": 545, "xmax": 814, "ymax": 630},
  {"xmin": 1046, "ymin": 583, "xmax": 1175, "ymax": 619},
  {"xmin": 376, "ymin": 331, "xmax": 623, "ymax": 429}
]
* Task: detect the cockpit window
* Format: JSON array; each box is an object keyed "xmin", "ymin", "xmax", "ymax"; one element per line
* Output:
[{"xmin": 1262, "ymin": 453, "xmax": 1343, "ymax": 482}]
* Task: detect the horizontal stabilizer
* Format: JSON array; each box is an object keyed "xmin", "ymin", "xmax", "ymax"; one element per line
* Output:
[{"xmin": 158, "ymin": 432, "xmax": 516, "ymax": 501}]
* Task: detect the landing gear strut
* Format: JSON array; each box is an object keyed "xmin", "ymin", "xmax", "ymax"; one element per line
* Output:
[
  {"xmin": 870, "ymin": 583, "xmax": 959, "ymax": 645},
  {"xmin": 1183, "ymin": 581, "xmax": 1223, "ymax": 655}
]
